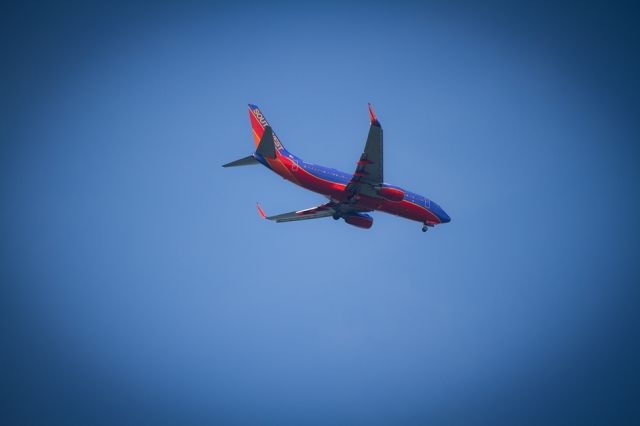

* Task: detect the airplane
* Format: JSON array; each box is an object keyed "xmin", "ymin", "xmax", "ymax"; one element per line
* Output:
[{"xmin": 223, "ymin": 104, "xmax": 450, "ymax": 232}]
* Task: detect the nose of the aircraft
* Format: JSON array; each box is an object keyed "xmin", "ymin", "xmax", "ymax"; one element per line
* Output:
[
  {"xmin": 439, "ymin": 209, "xmax": 451, "ymax": 223},
  {"xmin": 431, "ymin": 202, "xmax": 451, "ymax": 223}
]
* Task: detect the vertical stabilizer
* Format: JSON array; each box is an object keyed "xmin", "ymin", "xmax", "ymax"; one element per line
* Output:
[{"xmin": 248, "ymin": 104, "xmax": 287, "ymax": 154}]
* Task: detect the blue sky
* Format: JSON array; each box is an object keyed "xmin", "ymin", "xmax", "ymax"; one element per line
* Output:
[{"xmin": 2, "ymin": 2, "xmax": 639, "ymax": 425}]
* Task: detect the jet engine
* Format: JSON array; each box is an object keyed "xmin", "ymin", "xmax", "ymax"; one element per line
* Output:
[
  {"xmin": 377, "ymin": 186, "xmax": 404, "ymax": 202},
  {"xmin": 344, "ymin": 213, "xmax": 373, "ymax": 229}
]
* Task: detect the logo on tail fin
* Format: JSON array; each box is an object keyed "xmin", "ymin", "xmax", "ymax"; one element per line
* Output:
[
  {"xmin": 252, "ymin": 107, "xmax": 269, "ymax": 129},
  {"xmin": 248, "ymin": 104, "xmax": 285, "ymax": 152}
]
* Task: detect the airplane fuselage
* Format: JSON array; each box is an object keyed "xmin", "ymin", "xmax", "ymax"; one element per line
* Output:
[
  {"xmin": 253, "ymin": 150, "xmax": 451, "ymax": 226},
  {"xmin": 225, "ymin": 104, "xmax": 451, "ymax": 231}
]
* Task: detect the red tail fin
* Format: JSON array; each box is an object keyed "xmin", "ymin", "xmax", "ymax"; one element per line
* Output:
[
  {"xmin": 248, "ymin": 104, "xmax": 271, "ymax": 148},
  {"xmin": 247, "ymin": 104, "xmax": 287, "ymax": 153}
]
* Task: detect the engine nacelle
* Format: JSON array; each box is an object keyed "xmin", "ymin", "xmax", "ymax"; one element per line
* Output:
[
  {"xmin": 377, "ymin": 186, "xmax": 405, "ymax": 202},
  {"xmin": 344, "ymin": 213, "xmax": 373, "ymax": 229}
]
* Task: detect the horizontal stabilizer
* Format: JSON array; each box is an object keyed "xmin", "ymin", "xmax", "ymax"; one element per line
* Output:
[
  {"xmin": 222, "ymin": 155, "xmax": 260, "ymax": 168},
  {"xmin": 256, "ymin": 126, "xmax": 277, "ymax": 159}
]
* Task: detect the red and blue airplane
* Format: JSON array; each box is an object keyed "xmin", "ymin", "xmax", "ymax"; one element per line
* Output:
[{"xmin": 224, "ymin": 104, "xmax": 450, "ymax": 232}]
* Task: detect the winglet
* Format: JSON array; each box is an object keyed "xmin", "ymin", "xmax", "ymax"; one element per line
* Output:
[
  {"xmin": 256, "ymin": 202, "xmax": 267, "ymax": 219},
  {"xmin": 368, "ymin": 103, "xmax": 379, "ymax": 125}
]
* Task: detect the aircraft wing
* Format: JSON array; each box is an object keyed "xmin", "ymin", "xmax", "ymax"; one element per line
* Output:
[
  {"xmin": 256, "ymin": 203, "xmax": 336, "ymax": 223},
  {"xmin": 346, "ymin": 104, "xmax": 383, "ymax": 195}
]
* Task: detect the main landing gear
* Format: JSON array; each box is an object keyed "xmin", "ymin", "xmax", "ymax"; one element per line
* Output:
[{"xmin": 422, "ymin": 223, "xmax": 433, "ymax": 232}]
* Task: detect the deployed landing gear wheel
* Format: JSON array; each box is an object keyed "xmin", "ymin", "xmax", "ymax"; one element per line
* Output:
[
  {"xmin": 333, "ymin": 213, "xmax": 340, "ymax": 220},
  {"xmin": 422, "ymin": 224, "xmax": 429, "ymax": 232}
]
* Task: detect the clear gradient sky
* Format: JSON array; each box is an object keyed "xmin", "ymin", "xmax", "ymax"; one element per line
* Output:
[{"xmin": 1, "ymin": 1, "xmax": 639, "ymax": 425}]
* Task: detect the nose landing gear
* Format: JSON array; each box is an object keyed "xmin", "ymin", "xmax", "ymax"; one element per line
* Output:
[{"xmin": 422, "ymin": 223, "xmax": 434, "ymax": 232}]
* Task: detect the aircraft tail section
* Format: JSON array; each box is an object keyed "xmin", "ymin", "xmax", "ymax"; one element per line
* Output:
[
  {"xmin": 223, "ymin": 105, "xmax": 287, "ymax": 169},
  {"xmin": 222, "ymin": 126, "xmax": 277, "ymax": 168},
  {"xmin": 255, "ymin": 127, "xmax": 277, "ymax": 159},
  {"xmin": 248, "ymin": 104, "xmax": 287, "ymax": 154},
  {"xmin": 222, "ymin": 155, "xmax": 260, "ymax": 168}
]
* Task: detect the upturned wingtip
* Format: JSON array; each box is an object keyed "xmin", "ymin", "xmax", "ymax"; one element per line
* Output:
[
  {"xmin": 368, "ymin": 103, "xmax": 378, "ymax": 124},
  {"xmin": 256, "ymin": 203, "xmax": 266, "ymax": 219}
]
